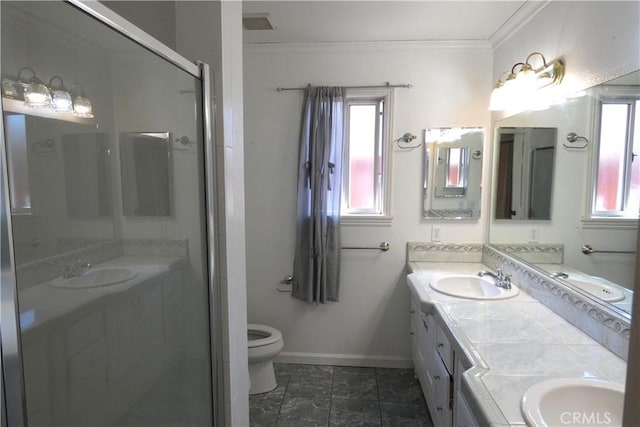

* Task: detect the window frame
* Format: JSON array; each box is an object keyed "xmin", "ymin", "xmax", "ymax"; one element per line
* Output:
[
  {"xmin": 340, "ymin": 88, "xmax": 393, "ymax": 225},
  {"xmin": 584, "ymin": 85, "xmax": 640, "ymax": 228}
]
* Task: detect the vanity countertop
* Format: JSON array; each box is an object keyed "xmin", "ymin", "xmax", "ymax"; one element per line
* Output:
[
  {"xmin": 18, "ymin": 256, "xmax": 185, "ymax": 336},
  {"xmin": 407, "ymin": 261, "xmax": 627, "ymax": 426}
]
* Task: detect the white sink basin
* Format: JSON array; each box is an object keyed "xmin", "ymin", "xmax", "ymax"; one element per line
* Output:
[
  {"xmin": 521, "ymin": 378, "xmax": 624, "ymax": 427},
  {"xmin": 567, "ymin": 279, "xmax": 625, "ymax": 302},
  {"xmin": 49, "ymin": 268, "xmax": 138, "ymax": 289},
  {"xmin": 429, "ymin": 275, "xmax": 519, "ymax": 300}
]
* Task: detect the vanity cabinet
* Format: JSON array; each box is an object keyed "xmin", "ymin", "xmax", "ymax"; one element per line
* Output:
[
  {"xmin": 410, "ymin": 296, "xmax": 478, "ymax": 427},
  {"xmin": 21, "ymin": 267, "xmax": 184, "ymax": 427}
]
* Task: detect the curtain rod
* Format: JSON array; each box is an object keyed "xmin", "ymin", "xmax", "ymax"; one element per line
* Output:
[{"xmin": 276, "ymin": 82, "xmax": 412, "ymax": 92}]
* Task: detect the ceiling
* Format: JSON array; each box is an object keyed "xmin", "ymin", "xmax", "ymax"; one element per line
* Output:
[{"xmin": 242, "ymin": 1, "xmax": 543, "ymax": 45}]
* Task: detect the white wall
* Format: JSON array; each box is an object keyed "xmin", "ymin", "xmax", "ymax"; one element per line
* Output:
[
  {"xmin": 490, "ymin": 1, "xmax": 640, "ymax": 288},
  {"xmin": 243, "ymin": 42, "xmax": 492, "ymax": 365},
  {"xmin": 176, "ymin": 2, "xmax": 250, "ymax": 425}
]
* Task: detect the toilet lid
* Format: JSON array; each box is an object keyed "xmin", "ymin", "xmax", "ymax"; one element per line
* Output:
[{"xmin": 247, "ymin": 323, "xmax": 282, "ymax": 348}]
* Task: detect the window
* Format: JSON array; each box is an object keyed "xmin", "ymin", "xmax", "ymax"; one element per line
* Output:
[
  {"xmin": 4, "ymin": 114, "xmax": 31, "ymax": 214},
  {"xmin": 341, "ymin": 89, "xmax": 392, "ymax": 223},
  {"xmin": 590, "ymin": 91, "xmax": 640, "ymax": 220}
]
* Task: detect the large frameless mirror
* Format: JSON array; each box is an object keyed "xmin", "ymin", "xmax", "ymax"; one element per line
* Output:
[
  {"xmin": 490, "ymin": 70, "xmax": 640, "ymax": 317},
  {"xmin": 423, "ymin": 127, "xmax": 483, "ymax": 219}
]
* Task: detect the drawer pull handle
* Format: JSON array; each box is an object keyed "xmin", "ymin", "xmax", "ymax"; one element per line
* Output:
[
  {"xmin": 434, "ymin": 375, "xmax": 440, "ymax": 380},
  {"xmin": 437, "ymin": 343, "xmax": 444, "ymax": 348},
  {"xmin": 436, "ymin": 406, "xmax": 443, "ymax": 412},
  {"xmin": 410, "ymin": 332, "xmax": 415, "ymax": 336}
]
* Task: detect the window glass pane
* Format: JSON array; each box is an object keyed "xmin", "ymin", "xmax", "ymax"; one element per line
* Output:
[
  {"xmin": 348, "ymin": 104, "xmax": 376, "ymax": 210},
  {"xmin": 630, "ymin": 100, "xmax": 640, "ymax": 215},
  {"xmin": 447, "ymin": 148, "xmax": 461, "ymax": 186},
  {"xmin": 596, "ymin": 103, "xmax": 629, "ymax": 212}
]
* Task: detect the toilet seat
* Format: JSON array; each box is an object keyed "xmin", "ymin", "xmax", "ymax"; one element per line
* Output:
[{"xmin": 247, "ymin": 323, "xmax": 282, "ymax": 348}]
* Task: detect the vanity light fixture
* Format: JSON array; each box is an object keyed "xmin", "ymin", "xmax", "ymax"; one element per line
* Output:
[
  {"xmin": 1, "ymin": 68, "xmax": 95, "ymax": 123},
  {"xmin": 48, "ymin": 76, "xmax": 73, "ymax": 113},
  {"xmin": 71, "ymin": 83, "xmax": 94, "ymax": 118},
  {"xmin": 489, "ymin": 52, "xmax": 565, "ymax": 111},
  {"xmin": 2, "ymin": 77, "xmax": 20, "ymax": 99},
  {"xmin": 19, "ymin": 67, "xmax": 52, "ymax": 107}
]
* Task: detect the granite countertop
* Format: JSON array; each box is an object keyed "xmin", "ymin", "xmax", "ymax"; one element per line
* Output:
[
  {"xmin": 18, "ymin": 256, "xmax": 185, "ymax": 335},
  {"xmin": 406, "ymin": 261, "xmax": 627, "ymax": 426}
]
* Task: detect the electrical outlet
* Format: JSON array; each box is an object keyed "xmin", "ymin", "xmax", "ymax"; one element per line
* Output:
[
  {"xmin": 432, "ymin": 226, "xmax": 442, "ymax": 242},
  {"xmin": 529, "ymin": 229, "xmax": 539, "ymax": 242}
]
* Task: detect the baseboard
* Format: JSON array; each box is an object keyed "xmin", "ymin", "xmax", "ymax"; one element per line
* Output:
[{"xmin": 275, "ymin": 351, "xmax": 412, "ymax": 368}]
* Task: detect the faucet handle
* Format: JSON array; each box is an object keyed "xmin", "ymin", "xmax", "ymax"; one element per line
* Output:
[
  {"xmin": 76, "ymin": 259, "xmax": 91, "ymax": 269},
  {"xmin": 495, "ymin": 268, "xmax": 504, "ymax": 279}
]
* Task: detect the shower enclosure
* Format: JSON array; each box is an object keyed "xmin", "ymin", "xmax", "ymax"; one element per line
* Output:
[{"xmin": 0, "ymin": 1, "xmax": 222, "ymax": 426}]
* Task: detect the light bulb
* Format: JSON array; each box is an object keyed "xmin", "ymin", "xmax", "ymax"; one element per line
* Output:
[{"xmin": 49, "ymin": 76, "xmax": 73, "ymax": 112}]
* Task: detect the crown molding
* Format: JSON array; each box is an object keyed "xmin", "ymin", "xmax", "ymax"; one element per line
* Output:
[
  {"xmin": 244, "ymin": 39, "xmax": 493, "ymax": 54},
  {"xmin": 489, "ymin": 0, "xmax": 552, "ymax": 49}
]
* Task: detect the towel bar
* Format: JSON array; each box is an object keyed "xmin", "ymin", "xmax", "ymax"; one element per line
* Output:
[
  {"xmin": 342, "ymin": 242, "xmax": 390, "ymax": 252},
  {"xmin": 581, "ymin": 244, "xmax": 635, "ymax": 255}
]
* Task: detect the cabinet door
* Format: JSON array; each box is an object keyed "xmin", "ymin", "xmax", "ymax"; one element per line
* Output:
[
  {"xmin": 68, "ymin": 338, "xmax": 108, "ymax": 424},
  {"xmin": 455, "ymin": 389, "xmax": 478, "ymax": 427},
  {"xmin": 23, "ymin": 339, "xmax": 52, "ymax": 427},
  {"xmin": 418, "ymin": 314, "xmax": 436, "ymax": 373},
  {"xmin": 433, "ymin": 355, "xmax": 453, "ymax": 427}
]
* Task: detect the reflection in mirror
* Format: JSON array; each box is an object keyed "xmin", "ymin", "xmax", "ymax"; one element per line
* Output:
[
  {"xmin": 120, "ymin": 132, "xmax": 172, "ymax": 217},
  {"xmin": 63, "ymin": 133, "xmax": 111, "ymax": 219},
  {"xmin": 490, "ymin": 70, "xmax": 640, "ymax": 316},
  {"xmin": 3, "ymin": 114, "xmax": 116, "ymax": 264},
  {"xmin": 435, "ymin": 146, "xmax": 468, "ymax": 197},
  {"xmin": 494, "ymin": 127, "xmax": 556, "ymax": 220},
  {"xmin": 423, "ymin": 127, "xmax": 483, "ymax": 219}
]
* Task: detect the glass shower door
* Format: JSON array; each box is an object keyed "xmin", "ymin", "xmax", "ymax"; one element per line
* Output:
[{"xmin": 1, "ymin": 1, "xmax": 217, "ymax": 426}]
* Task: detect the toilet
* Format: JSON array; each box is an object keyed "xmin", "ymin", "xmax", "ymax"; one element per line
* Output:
[{"xmin": 247, "ymin": 323, "xmax": 284, "ymax": 394}]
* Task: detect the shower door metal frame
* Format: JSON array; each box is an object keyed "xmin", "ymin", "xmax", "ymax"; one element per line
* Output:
[{"xmin": 0, "ymin": 1, "xmax": 224, "ymax": 425}]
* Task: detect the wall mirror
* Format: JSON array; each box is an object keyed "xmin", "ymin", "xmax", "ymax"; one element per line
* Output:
[
  {"xmin": 120, "ymin": 131, "xmax": 172, "ymax": 217},
  {"xmin": 494, "ymin": 127, "xmax": 556, "ymax": 220},
  {"xmin": 490, "ymin": 70, "xmax": 640, "ymax": 317},
  {"xmin": 423, "ymin": 127, "xmax": 483, "ymax": 219}
]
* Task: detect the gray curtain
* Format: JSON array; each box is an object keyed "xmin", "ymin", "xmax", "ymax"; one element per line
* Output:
[{"xmin": 292, "ymin": 86, "xmax": 344, "ymax": 303}]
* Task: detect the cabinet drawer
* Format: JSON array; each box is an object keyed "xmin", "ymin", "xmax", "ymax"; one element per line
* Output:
[
  {"xmin": 436, "ymin": 325, "xmax": 453, "ymax": 375},
  {"xmin": 66, "ymin": 311, "xmax": 104, "ymax": 357}
]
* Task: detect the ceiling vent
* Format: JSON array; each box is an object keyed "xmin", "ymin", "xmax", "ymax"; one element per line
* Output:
[{"xmin": 242, "ymin": 14, "xmax": 275, "ymax": 30}]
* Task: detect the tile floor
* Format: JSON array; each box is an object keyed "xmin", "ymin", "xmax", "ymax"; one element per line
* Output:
[{"xmin": 249, "ymin": 364, "xmax": 433, "ymax": 427}]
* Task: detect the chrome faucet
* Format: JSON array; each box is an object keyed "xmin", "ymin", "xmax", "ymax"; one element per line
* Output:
[
  {"xmin": 478, "ymin": 268, "xmax": 512, "ymax": 289},
  {"xmin": 62, "ymin": 259, "xmax": 92, "ymax": 278}
]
